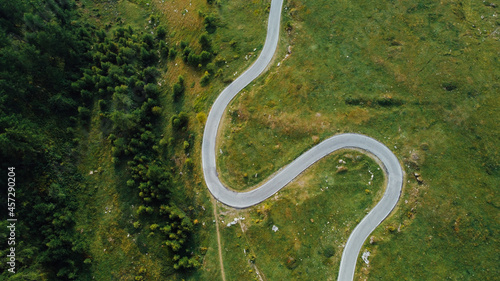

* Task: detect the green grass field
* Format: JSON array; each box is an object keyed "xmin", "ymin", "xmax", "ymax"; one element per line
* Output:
[
  {"xmin": 218, "ymin": 151, "xmax": 384, "ymax": 280},
  {"xmin": 215, "ymin": 0, "xmax": 499, "ymax": 279}
]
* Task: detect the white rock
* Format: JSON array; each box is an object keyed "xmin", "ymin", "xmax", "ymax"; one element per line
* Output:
[
  {"xmin": 226, "ymin": 217, "xmax": 245, "ymax": 227},
  {"xmin": 362, "ymin": 250, "xmax": 370, "ymax": 264}
]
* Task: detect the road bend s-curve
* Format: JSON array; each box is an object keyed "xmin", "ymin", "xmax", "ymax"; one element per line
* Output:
[{"xmin": 201, "ymin": 0, "xmax": 404, "ymax": 280}]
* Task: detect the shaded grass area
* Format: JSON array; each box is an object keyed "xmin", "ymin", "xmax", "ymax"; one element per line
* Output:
[
  {"xmin": 75, "ymin": 120, "xmax": 161, "ymax": 280},
  {"xmin": 218, "ymin": 152, "xmax": 384, "ymax": 280},
  {"xmin": 79, "ymin": 0, "xmax": 148, "ymax": 30},
  {"xmin": 216, "ymin": 0, "xmax": 499, "ymax": 279},
  {"xmin": 75, "ymin": 101, "xmax": 222, "ymax": 280}
]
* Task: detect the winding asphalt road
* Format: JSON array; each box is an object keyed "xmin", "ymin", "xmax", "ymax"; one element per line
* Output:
[{"xmin": 201, "ymin": 0, "xmax": 404, "ymax": 280}]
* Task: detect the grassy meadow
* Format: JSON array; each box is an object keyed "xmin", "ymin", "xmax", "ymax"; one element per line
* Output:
[
  {"xmin": 216, "ymin": 0, "xmax": 499, "ymax": 279},
  {"xmin": 217, "ymin": 152, "xmax": 385, "ymax": 280}
]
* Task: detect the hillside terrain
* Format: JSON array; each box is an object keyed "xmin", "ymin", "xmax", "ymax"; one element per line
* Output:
[{"xmin": 0, "ymin": 0, "xmax": 498, "ymax": 280}]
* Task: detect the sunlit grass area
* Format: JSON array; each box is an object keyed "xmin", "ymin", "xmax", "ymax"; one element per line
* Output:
[
  {"xmin": 218, "ymin": 152, "xmax": 384, "ymax": 280},
  {"xmin": 216, "ymin": 0, "xmax": 499, "ymax": 279}
]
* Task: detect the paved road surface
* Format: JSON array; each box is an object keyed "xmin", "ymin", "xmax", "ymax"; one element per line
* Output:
[{"xmin": 201, "ymin": 0, "xmax": 404, "ymax": 279}]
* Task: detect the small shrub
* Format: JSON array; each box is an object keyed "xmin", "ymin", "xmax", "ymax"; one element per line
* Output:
[
  {"xmin": 322, "ymin": 245, "xmax": 335, "ymax": 258},
  {"xmin": 204, "ymin": 14, "xmax": 217, "ymax": 33},
  {"xmin": 199, "ymin": 33, "xmax": 211, "ymax": 51},
  {"xmin": 150, "ymin": 224, "xmax": 159, "ymax": 231},
  {"xmin": 169, "ymin": 48, "xmax": 177, "ymax": 59},
  {"xmin": 187, "ymin": 52, "xmax": 201, "ymax": 66},
  {"xmin": 173, "ymin": 75, "xmax": 185, "ymax": 100},
  {"xmin": 376, "ymin": 96, "xmax": 403, "ymax": 107},
  {"xmin": 200, "ymin": 50, "xmax": 211, "ymax": 64},
  {"xmin": 78, "ymin": 106, "xmax": 90, "ymax": 119},
  {"xmin": 171, "ymin": 112, "xmax": 189, "ymax": 130},
  {"xmin": 200, "ymin": 247, "xmax": 208, "ymax": 254},
  {"xmin": 160, "ymin": 44, "xmax": 169, "ymax": 58},
  {"xmin": 142, "ymin": 34, "xmax": 154, "ymax": 48},
  {"xmin": 156, "ymin": 25, "xmax": 167, "ymax": 39},
  {"xmin": 182, "ymin": 46, "xmax": 192, "ymax": 62},
  {"xmin": 151, "ymin": 106, "xmax": 162, "ymax": 115},
  {"xmin": 345, "ymin": 96, "xmax": 363, "ymax": 105},
  {"xmin": 206, "ymin": 62, "xmax": 215, "ymax": 74},
  {"xmin": 229, "ymin": 40, "xmax": 237, "ymax": 49},
  {"xmin": 136, "ymin": 206, "xmax": 146, "ymax": 215},
  {"xmin": 173, "ymin": 83, "xmax": 183, "ymax": 99},
  {"xmin": 196, "ymin": 112, "xmax": 207, "ymax": 124},
  {"xmin": 200, "ymin": 71, "xmax": 211, "ymax": 86}
]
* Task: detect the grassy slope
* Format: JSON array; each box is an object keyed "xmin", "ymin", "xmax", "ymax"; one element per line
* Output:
[
  {"xmin": 216, "ymin": 0, "xmax": 499, "ymax": 280},
  {"xmin": 75, "ymin": 115, "xmax": 168, "ymax": 280}
]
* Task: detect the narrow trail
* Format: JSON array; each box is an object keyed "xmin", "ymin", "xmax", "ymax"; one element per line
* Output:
[
  {"xmin": 212, "ymin": 199, "xmax": 226, "ymax": 281},
  {"xmin": 203, "ymin": 0, "xmax": 404, "ymax": 280}
]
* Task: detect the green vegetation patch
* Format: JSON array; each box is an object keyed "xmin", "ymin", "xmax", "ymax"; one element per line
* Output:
[
  {"xmin": 218, "ymin": 152, "xmax": 384, "ymax": 280},
  {"xmin": 217, "ymin": 0, "xmax": 499, "ymax": 279}
]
